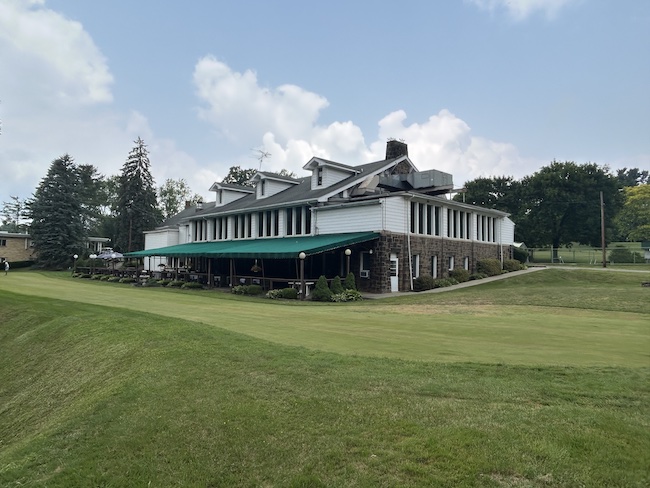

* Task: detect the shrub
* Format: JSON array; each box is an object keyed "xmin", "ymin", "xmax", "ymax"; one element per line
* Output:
[
  {"xmin": 330, "ymin": 276, "xmax": 344, "ymax": 294},
  {"xmin": 503, "ymin": 259, "xmax": 524, "ymax": 272},
  {"xmin": 231, "ymin": 285, "xmax": 246, "ymax": 295},
  {"xmin": 181, "ymin": 282, "xmax": 203, "ymax": 289},
  {"xmin": 8, "ymin": 260, "xmax": 35, "ymax": 269},
  {"xmin": 157, "ymin": 279, "xmax": 172, "ymax": 286},
  {"xmin": 512, "ymin": 246, "xmax": 529, "ymax": 264},
  {"xmin": 266, "ymin": 289, "xmax": 284, "ymax": 299},
  {"xmin": 107, "ymin": 276, "xmax": 121, "ymax": 282},
  {"xmin": 91, "ymin": 274, "xmax": 103, "ymax": 280},
  {"xmin": 449, "ymin": 268, "xmax": 470, "ymax": 283},
  {"xmin": 477, "ymin": 258, "xmax": 502, "ymax": 277},
  {"xmin": 331, "ymin": 290, "xmax": 363, "ymax": 302},
  {"xmin": 143, "ymin": 278, "xmax": 160, "ymax": 287},
  {"xmin": 119, "ymin": 277, "xmax": 136, "ymax": 284},
  {"xmin": 267, "ymin": 287, "xmax": 299, "ymax": 300},
  {"xmin": 311, "ymin": 275, "xmax": 333, "ymax": 302},
  {"xmin": 609, "ymin": 247, "xmax": 642, "ymax": 264},
  {"xmin": 232, "ymin": 284, "xmax": 263, "ymax": 295},
  {"xmin": 168, "ymin": 280, "xmax": 185, "ymax": 288},
  {"xmin": 100, "ymin": 275, "xmax": 112, "ymax": 281},
  {"xmin": 413, "ymin": 275, "xmax": 435, "ymax": 292},
  {"xmin": 433, "ymin": 278, "xmax": 458, "ymax": 288},
  {"xmin": 469, "ymin": 272, "xmax": 488, "ymax": 281},
  {"xmin": 281, "ymin": 287, "xmax": 298, "ymax": 299},
  {"xmin": 344, "ymin": 272, "xmax": 357, "ymax": 290}
]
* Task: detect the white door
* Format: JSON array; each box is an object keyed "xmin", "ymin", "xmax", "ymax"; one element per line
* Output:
[{"xmin": 390, "ymin": 253, "xmax": 399, "ymax": 292}]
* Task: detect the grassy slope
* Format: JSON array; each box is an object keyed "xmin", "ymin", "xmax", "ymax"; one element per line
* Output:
[
  {"xmin": 0, "ymin": 269, "xmax": 649, "ymax": 486},
  {"xmin": 1, "ymin": 268, "xmax": 649, "ymax": 366}
]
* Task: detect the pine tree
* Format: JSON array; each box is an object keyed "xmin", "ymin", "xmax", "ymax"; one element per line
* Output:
[
  {"xmin": 115, "ymin": 138, "xmax": 162, "ymax": 252},
  {"xmin": 28, "ymin": 154, "xmax": 85, "ymax": 269}
]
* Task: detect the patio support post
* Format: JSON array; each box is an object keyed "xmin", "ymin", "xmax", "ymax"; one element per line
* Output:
[{"xmin": 299, "ymin": 252, "xmax": 306, "ymax": 300}]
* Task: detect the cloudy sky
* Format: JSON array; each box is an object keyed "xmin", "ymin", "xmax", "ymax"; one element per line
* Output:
[{"xmin": 0, "ymin": 0, "xmax": 648, "ymax": 202}]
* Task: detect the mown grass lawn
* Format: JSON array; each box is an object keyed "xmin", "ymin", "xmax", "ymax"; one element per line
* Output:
[{"xmin": 0, "ymin": 269, "xmax": 648, "ymax": 486}]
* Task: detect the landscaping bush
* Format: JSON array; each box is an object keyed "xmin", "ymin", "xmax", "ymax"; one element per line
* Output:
[
  {"xmin": 181, "ymin": 282, "xmax": 203, "ymax": 289},
  {"xmin": 167, "ymin": 280, "xmax": 185, "ymax": 288},
  {"xmin": 107, "ymin": 276, "xmax": 121, "ymax": 283},
  {"xmin": 413, "ymin": 275, "xmax": 435, "ymax": 291},
  {"xmin": 469, "ymin": 272, "xmax": 488, "ymax": 281},
  {"xmin": 609, "ymin": 247, "xmax": 642, "ymax": 264},
  {"xmin": 503, "ymin": 259, "xmax": 524, "ymax": 272},
  {"xmin": 267, "ymin": 287, "xmax": 299, "ymax": 300},
  {"xmin": 7, "ymin": 260, "xmax": 35, "ymax": 269},
  {"xmin": 119, "ymin": 277, "xmax": 136, "ymax": 284},
  {"xmin": 281, "ymin": 287, "xmax": 298, "ymax": 299},
  {"xmin": 449, "ymin": 268, "xmax": 470, "ymax": 283},
  {"xmin": 331, "ymin": 290, "xmax": 363, "ymax": 302},
  {"xmin": 143, "ymin": 278, "xmax": 161, "ymax": 287},
  {"xmin": 91, "ymin": 274, "xmax": 103, "ymax": 280},
  {"xmin": 100, "ymin": 275, "xmax": 112, "ymax": 281},
  {"xmin": 477, "ymin": 258, "xmax": 502, "ymax": 276},
  {"xmin": 433, "ymin": 278, "xmax": 458, "ymax": 288},
  {"xmin": 344, "ymin": 272, "xmax": 357, "ymax": 290},
  {"xmin": 157, "ymin": 279, "xmax": 172, "ymax": 287},
  {"xmin": 78, "ymin": 274, "xmax": 92, "ymax": 279},
  {"xmin": 310, "ymin": 275, "xmax": 332, "ymax": 302},
  {"xmin": 512, "ymin": 246, "xmax": 529, "ymax": 264},
  {"xmin": 330, "ymin": 276, "xmax": 344, "ymax": 294},
  {"xmin": 232, "ymin": 284, "xmax": 263, "ymax": 295}
]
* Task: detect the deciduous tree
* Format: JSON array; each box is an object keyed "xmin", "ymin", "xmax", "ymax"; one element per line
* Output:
[
  {"xmin": 615, "ymin": 184, "xmax": 650, "ymax": 242},
  {"xmin": 1, "ymin": 196, "xmax": 29, "ymax": 232},
  {"xmin": 158, "ymin": 178, "xmax": 203, "ymax": 220}
]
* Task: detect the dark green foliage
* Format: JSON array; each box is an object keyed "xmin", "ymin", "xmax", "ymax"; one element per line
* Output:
[
  {"xmin": 503, "ymin": 259, "xmax": 524, "ymax": 272},
  {"xmin": 512, "ymin": 245, "xmax": 529, "ymax": 264},
  {"xmin": 453, "ymin": 176, "xmax": 522, "ymax": 214},
  {"xmin": 433, "ymin": 278, "xmax": 458, "ymax": 288},
  {"xmin": 118, "ymin": 277, "xmax": 136, "ymax": 284},
  {"xmin": 608, "ymin": 247, "xmax": 642, "ymax": 264},
  {"xmin": 107, "ymin": 276, "xmax": 121, "ymax": 282},
  {"xmin": 310, "ymin": 275, "xmax": 332, "ymax": 302},
  {"xmin": 469, "ymin": 272, "xmax": 488, "ymax": 281},
  {"xmin": 167, "ymin": 280, "xmax": 184, "ymax": 287},
  {"xmin": 281, "ymin": 287, "xmax": 298, "ymax": 299},
  {"xmin": 181, "ymin": 282, "xmax": 204, "ymax": 289},
  {"xmin": 413, "ymin": 275, "xmax": 435, "ymax": 291},
  {"xmin": 232, "ymin": 284, "xmax": 263, "ymax": 295},
  {"xmin": 157, "ymin": 279, "xmax": 172, "ymax": 286},
  {"xmin": 1, "ymin": 196, "xmax": 29, "ymax": 233},
  {"xmin": 222, "ymin": 166, "xmax": 257, "ymax": 186},
  {"xmin": 477, "ymin": 258, "xmax": 502, "ymax": 276},
  {"xmin": 115, "ymin": 138, "xmax": 162, "ymax": 252},
  {"xmin": 344, "ymin": 272, "xmax": 356, "ymax": 290},
  {"xmin": 330, "ymin": 276, "xmax": 344, "ymax": 294},
  {"xmin": 4, "ymin": 260, "xmax": 34, "ymax": 269},
  {"xmin": 28, "ymin": 155, "xmax": 85, "ymax": 269},
  {"xmin": 449, "ymin": 268, "xmax": 470, "ymax": 283}
]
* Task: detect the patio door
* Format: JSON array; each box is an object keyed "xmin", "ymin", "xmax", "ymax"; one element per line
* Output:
[{"xmin": 389, "ymin": 253, "xmax": 399, "ymax": 292}]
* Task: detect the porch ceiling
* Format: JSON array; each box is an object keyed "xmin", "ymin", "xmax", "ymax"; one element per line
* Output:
[{"xmin": 124, "ymin": 232, "xmax": 379, "ymax": 259}]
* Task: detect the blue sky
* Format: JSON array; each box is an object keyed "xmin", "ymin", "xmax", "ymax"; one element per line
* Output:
[{"xmin": 1, "ymin": 0, "xmax": 648, "ymax": 203}]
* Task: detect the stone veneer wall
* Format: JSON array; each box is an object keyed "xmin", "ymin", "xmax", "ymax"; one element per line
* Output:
[{"xmin": 358, "ymin": 231, "xmax": 512, "ymax": 294}]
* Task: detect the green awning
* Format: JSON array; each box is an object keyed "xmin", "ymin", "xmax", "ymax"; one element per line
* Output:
[{"xmin": 124, "ymin": 232, "xmax": 379, "ymax": 259}]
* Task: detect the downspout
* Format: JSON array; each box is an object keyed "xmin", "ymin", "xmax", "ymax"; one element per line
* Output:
[
  {"xmin": 407, "ymin": 195, "xmax": 414, "ymax": 291},
  {"xmin": 499, "ymin": 217, "xmax": 503, "ymax": 268}
]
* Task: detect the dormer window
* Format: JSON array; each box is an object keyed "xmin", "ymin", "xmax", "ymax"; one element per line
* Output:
[
  {"xmin": 218, "ymin": 190, "xmax": 223, "ymax": 204},
  {"xmin": 317, "ymin": 167, "xmax": 323, "ymax": 186},
  {"xmin": 260, "ymin": 180, "xmax": 266, "ymax": 196}
]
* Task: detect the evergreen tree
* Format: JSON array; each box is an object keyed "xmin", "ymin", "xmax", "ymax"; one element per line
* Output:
[
  {"xmin": 28, "ymin": 154, "xmax": 85, "ymax": 269},
  {"xmin": 115, "ymin": 138, "xmax": 162, "ymax": 252}
]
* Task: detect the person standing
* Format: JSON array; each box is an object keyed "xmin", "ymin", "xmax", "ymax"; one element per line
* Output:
[{"xmin": 4, "ymin": 260, "xmax": 8, "ymax": 275}]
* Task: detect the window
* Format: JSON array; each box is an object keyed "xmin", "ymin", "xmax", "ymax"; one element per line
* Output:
[
  {"xmin": 411, "ymin": 254, "xmax": 420, "ymax": 278},
  {"xmin": 448, "ymin": 256, "xmax": 454, "ymax": 271},
  {"xmin": 260, "ymin": 180, "xmax": 266, "ymax": 196},
  {"xmin": 464, "ymin": 256, "xmax": 470, "ymax": 270},
  {"xmin": 218, "ymin": 190, "xmax": 223, "ymax": 204},
  {"xmin": 286, "ymin": 208, "xmax": 293, "ymax": 236},
  {"xmin": 431, "ymin": 255, "xmax": 438, "ymax": 278},
  {"xmin": 0, "ymin": 239, "xmax": 6, "ymax": 247},
  {"xmin": 360, "ymin": 251, "xmax": 371, "ymax": 278},
  {"xmin": 317, "ymin": 167, "xmax": 323, "ymax": 186}
]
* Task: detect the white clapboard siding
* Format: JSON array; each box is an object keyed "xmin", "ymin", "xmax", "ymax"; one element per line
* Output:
[
  {"xmin": 311, "ymin": 166, "xmax": 355, "ymax": 189},
  {"xmin": 500, "ymin": 217, "xmax": 515, "ymax": 245},
  {"xmin": 315, "ymin": 203, "xmax": 382, "ymax": 234},
  {"xmin": 258, "ymin": 178, "xmax": 295, "ymax": 199},
  {"xmin": 383, "ymin": 197, "xmax": 408, "ymax": 233}
]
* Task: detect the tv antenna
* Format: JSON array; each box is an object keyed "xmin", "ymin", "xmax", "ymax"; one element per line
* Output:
[{"xmin": 252, "ymin": 148, "xmax": 271, "ymax": 170}]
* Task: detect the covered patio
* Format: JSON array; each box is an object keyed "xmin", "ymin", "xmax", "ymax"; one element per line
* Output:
[{"xmin": 124, "ymin": 232, "xmax": 379, "ymax": 293}]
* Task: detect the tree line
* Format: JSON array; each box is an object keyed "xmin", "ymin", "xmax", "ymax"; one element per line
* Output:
[{"xmin": 454, "ymin": 162, "xmax": 648, "ymax": 248}]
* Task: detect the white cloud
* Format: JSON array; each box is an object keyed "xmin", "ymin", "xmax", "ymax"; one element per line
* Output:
[
  {"xmin": 0, "ymin": 0, "xmax": 113, "ymax": 104},
  {"xmin": 468, "ymin": 0, "xmax": 580, "ymax": 20},
  {"xmin": 193, "ymin": 59, "xmax": 534, "ymax": 187},
  {"xmin": 194, "ymin": 56, "xmax": 328, "ymax": 144}
]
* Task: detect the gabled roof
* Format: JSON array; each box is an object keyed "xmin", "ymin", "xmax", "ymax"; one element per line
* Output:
[
  {"xmin": 248, "ymin": 171, "xmax": 301, "ymax": 184},
  {"xmin": 302, "ymin": 157, "xmax": 360, "ymax": 174},
  {"xmin": 209, "ymin": 182, "xmax": 254, "ymax": 193}
]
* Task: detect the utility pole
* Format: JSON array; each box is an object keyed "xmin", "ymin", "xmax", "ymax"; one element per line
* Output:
[{"xmin": 600, "ymin": 191, "xmax": 606, "ymax": 268}]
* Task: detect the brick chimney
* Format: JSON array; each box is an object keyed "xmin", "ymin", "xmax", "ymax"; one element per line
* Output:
[{"xmin": 386, "ymin": 139, "xmax": 408, "ymax": 160}]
